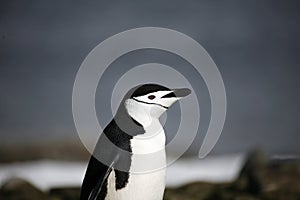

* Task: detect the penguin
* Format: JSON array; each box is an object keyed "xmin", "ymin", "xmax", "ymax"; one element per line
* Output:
[{"xmin": 80, "ymin": 84, "xmax": 191, "ymax": 200}]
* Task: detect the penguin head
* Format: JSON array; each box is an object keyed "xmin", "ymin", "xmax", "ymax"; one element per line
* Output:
[{"xmin": 124, "ymin": 84, "xmax": 191, "ymax": 125}]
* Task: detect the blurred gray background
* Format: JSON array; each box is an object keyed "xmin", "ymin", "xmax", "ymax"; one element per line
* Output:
[{"xmin": 1, "ymin": 0, "xmax": 299, "ymax": 156}]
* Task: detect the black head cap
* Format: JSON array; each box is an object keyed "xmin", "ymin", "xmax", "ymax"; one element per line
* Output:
[{"xmin": 129, "ymin": 84, "xmax": 171, "ymax": 98}]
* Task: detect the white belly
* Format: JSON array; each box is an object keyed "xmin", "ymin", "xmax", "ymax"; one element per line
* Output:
[
  {"xmin": 105, "ymin": 167, "xmax": 166, "ymax": 200},
  {"xmin": 105, "ymin": 125, "xmax": 166, "ymax": 200}
]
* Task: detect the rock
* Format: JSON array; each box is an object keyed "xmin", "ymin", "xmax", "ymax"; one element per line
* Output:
[
  {"xmin": 233, "ymin": 149, "xmax": 268, "ymax": 195},
  {"xmin": 0, "ymin": 178, "xmax": 49, "ymax": 200},
  {"xmin": 164, "ymin": 182, "xmax": 228, "ymax": 200},
  {"xmin": 49, "ymin": 187, "xmax": 81, "ymax": 200},
  {"xmin": 233, "ymin": 196, "xmax": 260, "ymax": 200}
]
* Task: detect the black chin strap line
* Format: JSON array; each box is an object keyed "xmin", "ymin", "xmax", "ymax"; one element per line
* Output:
[{"xmin": 132, "ymin": 98, "xmax": 168, "ymax": 109}]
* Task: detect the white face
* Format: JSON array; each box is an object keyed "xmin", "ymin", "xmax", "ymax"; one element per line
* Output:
[
  {"xmin": 125, "ymin": 90, "xmax": 181, "ymax": 125},
  {"xmin": 133, "ymin": 91, "xmax": 181, "ymax": 110}
]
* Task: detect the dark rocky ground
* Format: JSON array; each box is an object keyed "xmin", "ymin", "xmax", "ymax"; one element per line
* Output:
[
  {"xmin": 164, "ymin": 151, "xmax": 300, "ymax": 200},
  {"xmin": 0, "ymin": 147, "xmax": 299, "ymax": 200}
]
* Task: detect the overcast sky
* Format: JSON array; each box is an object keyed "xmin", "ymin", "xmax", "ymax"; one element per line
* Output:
[{"xmin": 1, "ymin": 0, "xmax": 300, "ymax": 155}]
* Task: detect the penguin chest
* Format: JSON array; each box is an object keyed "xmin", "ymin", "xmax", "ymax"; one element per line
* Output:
[
  {"xmin": 106, "ymin": 168, "xmax": 166, "ymax": 200},
  {"xmin": 105, "ymin": 130, "xmax": 166, "ymax": 200}
]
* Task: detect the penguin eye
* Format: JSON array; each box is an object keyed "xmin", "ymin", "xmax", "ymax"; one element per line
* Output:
[{"xmin": 148, "ymin": 95, "xmax": 156, "ymax": 100}]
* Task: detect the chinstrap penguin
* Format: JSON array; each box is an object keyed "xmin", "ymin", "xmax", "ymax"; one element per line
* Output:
[{"xmin": 80, "ymin": 84, "xmax": 191, "ymax": 200}]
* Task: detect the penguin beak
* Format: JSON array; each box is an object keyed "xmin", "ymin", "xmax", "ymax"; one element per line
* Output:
[
  {"xmin": 172, "ymin": 88, "xmax": 191, "ymax": 98},
  {"xmin": 161, "ymin": 88, "xmax": 191, "ymax": 98}
]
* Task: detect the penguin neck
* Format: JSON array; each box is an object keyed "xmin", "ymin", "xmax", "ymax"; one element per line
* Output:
[{"xmin": 124, "ymin": 99, "xmax": 161, "ymax": 129}]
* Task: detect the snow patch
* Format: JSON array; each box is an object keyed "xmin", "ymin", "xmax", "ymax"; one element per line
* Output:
[{"xmin": 0, "ymin": 154, "xmax": 245, "ymax": 191}]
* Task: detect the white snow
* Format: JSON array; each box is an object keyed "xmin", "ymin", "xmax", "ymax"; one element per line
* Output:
[
  {"xmin": 0, "ymin": 161, "xmax": 87, "ymax": 191},
  {"xmin": 0, "ymin": 154, "xmax": 245, "ymax": 191},
  {"xmin": 166, "ymin": 154, "xmax": 245, "ymax": 187}
]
